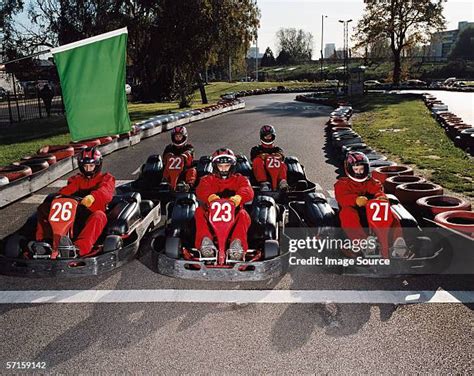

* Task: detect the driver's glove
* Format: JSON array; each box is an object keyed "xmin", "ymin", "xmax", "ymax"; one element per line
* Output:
[
  {"xmin": 355, "ymin": 196, "xmax": 368, "ymax": 207},
  {"xmin": 81, "ymin": 195, "xmax": 95, "ymax": 208},
  {"xmin": 208, "ymin": 194, "xmax": 220, "ymax": 203},
  {"xmin": 229, "ymin": 195, "xmax": 242, "ymax": 207}
]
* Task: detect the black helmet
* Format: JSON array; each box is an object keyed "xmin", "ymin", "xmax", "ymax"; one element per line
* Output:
[
  {"xmin": 78, "ymin": 146, "xmax": 103, "ymax": 178},
  {"xmin": 171, "ymin": 125, "xmax": 188, "ymax": 146},
  {"xmin": 344, "ymin": 151, "xmax": 370, "ymax": 182},
  {"xmin": 260, "ymin": 124, "xmax": 276, "ymax": 145},
  {"xmin": 211, "ymin": 148, "xmax": 237, "ymax": 179}
]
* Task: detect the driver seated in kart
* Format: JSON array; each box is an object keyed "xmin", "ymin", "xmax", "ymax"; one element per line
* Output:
[
  {"xmin": 250, "ymin": 124, "xmax": 288, "ymax": 192},
  {"xmin": 35, "ymin": 147, "xmax": 115, "ymax": 257},
  {"xmin": 334, "ymin": 151, "xmax": 410, "ymax": 258},
  {"xmin": 194, "ymin": 148, "xmax": 254, "ymax": 261},
  {"xmin": 162, "ymin": 125, "xmax": 197, "ymax": 191}
]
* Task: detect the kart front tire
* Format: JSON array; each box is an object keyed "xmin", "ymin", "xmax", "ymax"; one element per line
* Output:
[
  {"xmin": 263, "ymin": 239, "xmax": 279, "ymax": 260},
  {"xmin": 4, "ymin": 234, "xmax": 24, "ymax": 258},
  {"xmin": 165, "ymin": 237, "xmax": 181, "ymax": 259}
]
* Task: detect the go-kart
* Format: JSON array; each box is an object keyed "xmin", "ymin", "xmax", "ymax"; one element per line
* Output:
[
  {"xmin": 0, "ymin": 192, "xmax": 161, "ymax": 277},
  {"xmin": 152, "ymin": 194, "xmax": 289, "ymax": 281},
  {"xmin": 117, "ymin": 154, "xmax": 212, "ymax": 211},
  {"xmin": 323, "ymin": 194, "xmax": 445, "ymax": 276}
]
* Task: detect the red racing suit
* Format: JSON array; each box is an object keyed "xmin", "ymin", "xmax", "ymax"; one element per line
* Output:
[
  {"xmin": 250, "ymin": 144, "xmax": 287, "ymax": 184},
  {"xmin": 36, "ymin": 172, "xmax": 115, "ymax": 256},
  {"xmin": 194, "ymin": 173, "xmax": 254, "ymax": 250},
  {"xmin": 163, "ymin": 143, "xmax": 197, "ymax": 186},
  {"xmin": 334, "ymin": 177, "xmax": 403, "ymax": 252}
]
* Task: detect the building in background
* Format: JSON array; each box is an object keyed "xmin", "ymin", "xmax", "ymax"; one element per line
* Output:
[
  {"xmin": 429, "ymin": 21, "xmax": 474, "ymax": 60},
  {"xmin": 247, "ymin": 47, "xmax": 264, "ymax": 59},
  {"xmin": 324, "ymin": 43, "xmax": 336, "ymax": 58}
]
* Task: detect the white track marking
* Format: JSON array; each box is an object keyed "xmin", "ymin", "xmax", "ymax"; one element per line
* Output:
[
  {"xmin": 0, "ymin": 289, "xmax": 471, "ymax": 305},
  {"xmin": 132, "ymin": 166, "xmax": 142, "ymax": 175}
]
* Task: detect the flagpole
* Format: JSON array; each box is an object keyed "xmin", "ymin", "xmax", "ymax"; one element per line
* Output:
[{"xmin": 0, "ymin": 50, "xmax": 51, "ymax": 67}]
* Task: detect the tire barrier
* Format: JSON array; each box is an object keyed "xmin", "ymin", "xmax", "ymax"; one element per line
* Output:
[
  {"xmin": 422, "ymin": 93, "xmax": 473, "ymax": 155},
  {"xmin": 0, "ymin": 164, "xmax": 33, "ymax": 182},
  {"xmin": 14, "ymin": 159, "xmax": 49, "ymax": 174},
  {"xmin": 434, "ymin": 210, "xmax": 474, "ymax": 237},
  {"xmin": 0, "ymin": 176, "xmax": 9, "ymax": 187},
  {"xmin": 384, "ymin": 175, "xmax": 426, "ymax": 195},
  {"xmin": 21, "ymin": 153, "xmax": 57, "ymax": 165},
  {"xmin": 0, "ymin": 99, "xmax": 245, "ymax": 206},
  {"xmin": 416, "ymin": 195, "xmax": 472, "ymax": 219},
  {"xmin": 38, "ymin": 145, "xmax": 75, "ymax": 161},
  {"xmin": 372, "ymin": 165, "xmax": 414, "ymax": 184},
  {"xmin": 74, "ymin": 139, "xmax": 100, "ymax": 148},
  {"xmin": 395, "ymin": 182, "xmax": 444, "ymax": 205}
]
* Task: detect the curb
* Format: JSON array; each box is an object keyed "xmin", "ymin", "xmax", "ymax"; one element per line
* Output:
[{"xmin": 0, "ymin": 101, "xmax": 245, "ymax": 208}]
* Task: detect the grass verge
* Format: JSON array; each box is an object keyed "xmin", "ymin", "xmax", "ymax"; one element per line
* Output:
[
  {"xmin": 351, "ymin": 94, "xmax": 474, "ymax": 198},
  {"xmin": 0, "ymin": 81, "xmax": 316, "ymax": 166}
]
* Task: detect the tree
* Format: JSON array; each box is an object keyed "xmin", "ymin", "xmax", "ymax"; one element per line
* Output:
[
  {"xmin": 449, "ymin": 26, "xmax": 474, "ymax": 60},
  {"xmin": 276, "ymin": 28, "xmax": 313, "ymax": 63},
  {"xmin": 0, "ymin": 0, "xmax": 25, "ymax": 61},
  {"xmin": 260, "ymin": 47, "xmax": 276, "ymax": 67},
  {"xmin": 276, "ymin": 50, "xmax": 291, "ymax": 65},
  {"xmin": 354, "ymin": 0, "xmax": 446, "ymax": 85},
  {"xmin": 4, "ymin": 0, "xmax": 260, "ymax": 104}
]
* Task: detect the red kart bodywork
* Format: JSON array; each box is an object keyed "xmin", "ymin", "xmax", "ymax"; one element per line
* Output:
[
  {"xmin": 265, "ymin": 155, "xmax": 283, "ymax": 190},
  {"xmin": 365, "ymin": 199, "xmax": 394, "ymax": 258},
  {"xmin": 163, "ymin": 155, "xmax": 185, "ymax": 191},
  {"xmin": 47, "ymin": 197, "xmax": 79, "ymax": 259}
]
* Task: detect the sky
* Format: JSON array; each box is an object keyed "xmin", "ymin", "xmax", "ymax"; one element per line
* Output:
[{"xmin": 255, "ymin": 0, "xmax": 474, "ymax": 58}]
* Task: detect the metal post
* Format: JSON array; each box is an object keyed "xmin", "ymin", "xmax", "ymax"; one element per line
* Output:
[
  {"xmin": 228, "ymin": 56, "xmax": 232, "ymax": 82},
  {"xmin": 255, "ymin": 37, "xmax": 258, "ymax": 82},
  {"xmin": 11, "ymin": 73, "xmax": 21, "ymax": 121},
  {"xmin": 37, "ymin": 89, "xmax": 42, "ymax": 118},
  {"xmin": 7, "ymin": 92, "xmax": 13, "ymax": 123},
  {"xmin": 320, "ymin": 15, "xmax": 326, "ymax": 80}
]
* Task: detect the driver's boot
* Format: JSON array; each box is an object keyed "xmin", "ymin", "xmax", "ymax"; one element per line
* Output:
[
  {"xmin": 200, "ymin": 237, "xmax": 217, "ymax": 258},
  {"xmin": 279, "ymin": 179, "xmax": 289, "ymax": 191},
  {"xmin": 392, "ymin": 237, "xmax": 412, "ymax": 258},
  {"xmin": 228, "ymin": 239, "xmax": 244, "ymax": 261}
]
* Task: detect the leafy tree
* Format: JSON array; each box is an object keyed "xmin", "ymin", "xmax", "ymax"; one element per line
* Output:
[
  {"xmin": 276, "ymin": 49, "xmax": 291, "ymax": 65},
  {"xmin": 0, "ymin": 0, "xmax": 25, "ymax": 61},
  {"xmin": 276, "ymin": 28, "xmax": 313, "ymax": 63},
  {"xmin": 354, "ymin": 0, "xmax": 446, "ymax": 84},
  {"xmin": 260, "ymin": 47, "xmax": 276, "ymax": 67},
  {"xmin": 449, "ymin": 26, "xmax": 474, "ymax": 60}
]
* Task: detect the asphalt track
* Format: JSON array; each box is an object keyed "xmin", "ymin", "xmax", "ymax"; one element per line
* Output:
[{"xmin": 0, "ymin": 94, "xmax": 472, "ymax": 374}]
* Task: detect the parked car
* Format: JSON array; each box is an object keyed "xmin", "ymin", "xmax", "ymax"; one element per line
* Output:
[{"xmin": 404, "ymin": 79, "xmax": 427, "ymax": 86}]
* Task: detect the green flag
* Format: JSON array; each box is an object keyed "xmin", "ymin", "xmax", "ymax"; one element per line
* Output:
[{"xmin": 52, "ymin": 28, "xmax": 131, "ymax": 141}]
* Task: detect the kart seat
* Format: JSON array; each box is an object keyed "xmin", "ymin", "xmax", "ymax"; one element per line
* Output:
[{"xmin": 106, "ymin": 193, "xmax": 143, "ymax": 236}]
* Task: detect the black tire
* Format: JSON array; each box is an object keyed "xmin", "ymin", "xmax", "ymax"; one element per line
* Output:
[
  {"xmin": 165, "ymin": 237, "xmax": 181, "ymax": 259},
  {"xmin": 103, "ymin": 235, "xmax": 123, "ymax": 253},
  {"xmin": 4, "ymin": 234, "xmax": 24, "ymax": 258},
  {"xmin": 263, "ymin": 239, "xmax": 280, "ymax": 260}
]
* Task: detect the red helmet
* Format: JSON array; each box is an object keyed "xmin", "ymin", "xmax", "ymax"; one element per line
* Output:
[
  {"xmin": 211, "ymin": 148, "xmax": 237, "ymax": 179},
  {"xmin": 78, "ymin": 146, "xmax": 103, "ymax": 178},
  {"xmin": 260, "ymin": 124, "xmax": 276, "ymax": 146},
  {"xmin": 344, "ymin": 151, "xmax": 370, "ymax": 182},
  {"xmin": 171, "ymin": 126, "xmax": 188, "ymax": 146}
]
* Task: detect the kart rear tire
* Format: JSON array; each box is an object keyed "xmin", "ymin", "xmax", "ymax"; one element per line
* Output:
[
  {"xmin": 165, "ymin": 237, "xmax": 181, "ymax": 259},
  {"xmin": 103, "ymin": 235, "xmax": 123, "ymax": 253},
  {"xmin": 263, "ymin": 239, "xmax": 280, "ymax": 260}
]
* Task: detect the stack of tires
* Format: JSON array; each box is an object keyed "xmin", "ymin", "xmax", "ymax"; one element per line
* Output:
[
  {"xmin": 325, "ymin": 101, "xmax": 473, "ymax": 235},
  {"xmin": 422, "ymin": 93, "xmax": 474, "ymax": 156}
]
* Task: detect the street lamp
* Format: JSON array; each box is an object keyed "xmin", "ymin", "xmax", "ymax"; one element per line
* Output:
[
  {"xmin": 338, "ymin": 19, "xmax": 352, "ymax": 94},
  {"xmin": 320, "ymin": 15, "xmax": 327, "ymax": 81}
]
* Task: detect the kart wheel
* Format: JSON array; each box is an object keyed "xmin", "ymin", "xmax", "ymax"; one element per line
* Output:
[
  {"xmin": 4, "ymin": 233, "xmax": 25, "ymax": 258},
  {"xmin": 165, "ymin": 237, "xmax": 181, "ymax": 259},
  {"xmin": 263, "ymin": 239, "xmax": 279, "ymax": 260},
  {"xmin": 103, "ymin": 235, "xmax": 123, "ymax": 253}
]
